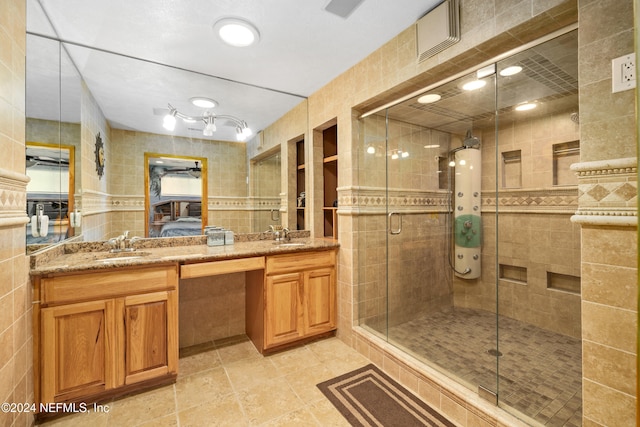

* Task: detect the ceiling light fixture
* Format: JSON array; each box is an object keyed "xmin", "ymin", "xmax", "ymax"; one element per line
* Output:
[
  {"xmin": 462, "ymin": 79, "xmax": 486, "ymax": 91},
  {"xmin": 500, "ymin": 65, "xmax": 523, "ymax": 77},
  {"xmin": 162, "ymin": 103, "xmax": 252, "ymax": 141},
  {"xmin": 417, "ymin": 93, "xmax": 441, "ymax": 104},
  {"xmin": 190, "ymin": 97, "xmax": 217, "ymax": 109},
  {"xmin": 515, "ymin": 102, "xmax": 537, "ymax": 111},
  {"xmin": 162, "ymin": 109, "xmax": 177, "ymax": 131},
  {"xmin": 213, "ymin": 18, "xmax": 260, "ymax": 47}
]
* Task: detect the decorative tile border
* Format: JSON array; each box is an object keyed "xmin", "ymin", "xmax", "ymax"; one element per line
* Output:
[
  {"xmin": 570, "ymin": 157, "xmax": 637, "ymax": 226},
  {"xmin": 80, "ymin": 192, "xmax": 281, "ymax": 215},
  {"xmin": 483, "ymin": 187, "xmax": 578, "ymax": 214},
  {"xmin": 0, "ymin": 168, "xmax": 30, "ymax": 227},
  {"xmin": 337, "ymin": 186, "xmax": 579, "ymax": 215},
  {"xmin": 337, "ymin": 186, "xmax": 449, "ymax": 215}
]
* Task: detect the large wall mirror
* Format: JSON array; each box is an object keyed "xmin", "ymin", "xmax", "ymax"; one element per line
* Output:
[
  {"xmin": 26, "ymin": 0, "xmax": 307, "ymax": 249},
  {"xmin": 145, "ymin": 153, "xmax": 208, "ymax": 238},
  {"xmin": 26, "ymin": 21, "xmax": 81, "ymax": 251}
]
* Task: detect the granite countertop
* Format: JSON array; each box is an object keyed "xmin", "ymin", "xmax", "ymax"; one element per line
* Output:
[{"xmin": 30, "ymin": 236, "xmax": 339, "ymax": 275}]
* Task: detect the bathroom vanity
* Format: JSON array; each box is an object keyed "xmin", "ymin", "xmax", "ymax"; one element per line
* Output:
[
  {"xmin": 33, "ymin": 264, "xmax": 179, "ymax": 406},
  {"xmin": 30, "ymin": 236, "xmax": 338, "ymax": 414}
]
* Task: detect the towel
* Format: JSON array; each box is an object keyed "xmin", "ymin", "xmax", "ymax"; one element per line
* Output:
[
  {"xmin": 40, "ymin": 215, "xmax": 49, "ymax": 237},
  {"xmin": 70, "ymin": 211, "xmax": 82, "ymax": 227},
  {"xmin": 31, "ymin": 215, "xmax": 49, "ymax": 237},
  {"xmin": 30, "ymin": 215, "xmax": 38, "ymax": 237}
]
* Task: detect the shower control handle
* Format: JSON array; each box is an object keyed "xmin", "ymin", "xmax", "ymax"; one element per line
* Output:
[{"xmin": 388, "ymin": 212, "xmax": 402, "ymax": 235}]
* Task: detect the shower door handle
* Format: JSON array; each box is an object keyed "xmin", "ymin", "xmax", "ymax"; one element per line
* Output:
[{"xmin": 388, "ymin": 212, "xmax": 402, "ymax": 235}]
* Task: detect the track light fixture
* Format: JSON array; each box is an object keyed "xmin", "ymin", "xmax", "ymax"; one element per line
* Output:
[{"xmin": 162, "ymin": 103, "xmax": 252, "ymax": 141}]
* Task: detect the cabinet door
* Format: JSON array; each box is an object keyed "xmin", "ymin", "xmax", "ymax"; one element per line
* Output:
[
  {"xmin": 303, "ymin": 267, "xmax": 336, "ymax": 335},
  {"xmin": 119, "ymin": 290, "xmax": 178, "ymax": 385},
  {"xmin": 265, "ymin": 272, "xmax": 303, "ymax": 348},
  {"xmin": 41, "ymin": 300, "xmax": 116, "ymax": 403}
]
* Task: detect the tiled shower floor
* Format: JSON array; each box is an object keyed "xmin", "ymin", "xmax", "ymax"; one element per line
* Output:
[{"xmin": 387, "ymin": 307, "xmax": 582, "ymax": 426}]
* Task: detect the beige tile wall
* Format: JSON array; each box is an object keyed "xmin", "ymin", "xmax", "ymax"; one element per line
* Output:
[
  {"xmin": 577, "ymin": 0, "xmax": 638, "ymax": 424},
  {"xmin": 0, "ymin": 1, "xmax": 33, "ymax": 427},
  {"xmin": 178, "ymin": 273, "xmax": 246, "ymax": 348}
]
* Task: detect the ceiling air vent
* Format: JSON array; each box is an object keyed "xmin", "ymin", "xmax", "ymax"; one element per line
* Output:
[{"xmin": 416, "ymin": 0, "xmax": 460, "ymax": 62}]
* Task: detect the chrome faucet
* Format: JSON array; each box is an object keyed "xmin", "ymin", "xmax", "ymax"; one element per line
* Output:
[
  {"xmin": 108, "ymin": 231, "xmax": 139, "ymax": 252},
  {"xmin": 269, "ymin": 224, "xmax": 290, "ymax": 242}
]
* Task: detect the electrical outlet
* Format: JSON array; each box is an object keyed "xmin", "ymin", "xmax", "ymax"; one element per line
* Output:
[{"xmin": 612, "ymin": 53, "xmax": 636, "ymax": 93}]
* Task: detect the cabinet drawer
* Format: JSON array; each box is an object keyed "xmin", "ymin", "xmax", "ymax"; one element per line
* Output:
[
  {"xmin": 266, "ymin": 250, "xmax": 335, "ymax": 275},
  {"xmin": 41, "ymin": 264, "xmax": 178, "ymax": 306},
  {"xmin": 180, "ymin": 256, "xmax": 265, "ymax": 279}
]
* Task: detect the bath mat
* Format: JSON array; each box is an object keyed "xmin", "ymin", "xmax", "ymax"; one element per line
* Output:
[{"xmin": 317, "ymin": 364, "xmax": 455, "ymax": 427}]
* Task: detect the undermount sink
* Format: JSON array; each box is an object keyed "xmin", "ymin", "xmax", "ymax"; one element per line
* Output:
[
  {"xmin": 98, "ymin": 256, "xmax": 144, "ymax": 263},
  {"xmin": 95, "ymin": 251, "xmax": 152, "ymax": 263}
]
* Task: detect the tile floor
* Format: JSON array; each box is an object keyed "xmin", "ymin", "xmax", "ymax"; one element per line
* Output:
[
  {"xmin": 387, "ymin": 307, "xmax": 582, "ymax": 426},
  {"xmin": 39, "ymin": 336, "xmax": 370, "ymax": 426}
]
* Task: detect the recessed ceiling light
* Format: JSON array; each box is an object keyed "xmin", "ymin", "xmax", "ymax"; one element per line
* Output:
[
  {"xmin": 190, "ymin": 97, "xmax": 217, "ymax": 109},
  {"xmin": 417, "ymin": 93, "xmax": 441, "ymax": 104},
  {"xmin": 213, "ymin": 18, "xmax": 260, "ymax": 47},
  {"xmin": 500, "ymin": 65, "xmax": 523, "ymax": 76},
  {"xmin": 462, "ymin": 80, "xmax": 486, "ymax": 91},
  {"xmin": 515, "ymin": 102, "xmax": 537, "ymax": 111}
]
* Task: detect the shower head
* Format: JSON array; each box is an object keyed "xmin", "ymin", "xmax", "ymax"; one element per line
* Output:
[{"xmin": 463, "ymin": 130, "xmax": 480, "ymax": 148}]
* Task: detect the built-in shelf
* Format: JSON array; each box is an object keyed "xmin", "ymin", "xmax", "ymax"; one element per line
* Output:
[
  {"xmin": 502, "ymin": 150, "xmax": 522, "ymax": 188},
  {"xmin": 499, "ymin": 264, "xmax": 527, "ymax": 285},
  {"xmin": 323, "ymin": 154, "xmax": 338, "ymax": 163},
  {"xmin": 296, "ymin": 138, "xmax": 305, "ymax": 230},
  {"xmin": 322, "ymin": 124, "xmax": 338, "ymax": 239},
  {"xmin": 553, "ymin": 141, "xmax": 580, "ymax": 186},
  {"xmin": 547, "ymin": 271, "xmax": 580, "ymax": 294}
]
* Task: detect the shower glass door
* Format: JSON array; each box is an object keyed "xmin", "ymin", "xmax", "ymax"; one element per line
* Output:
[
  {"xmin": 358, "ymin": 29, "xmax": 581, "ymax": 425},
  {"xmin": 494, "ymin": 31, "xmax": 582, "ymax": 425},
  {"xmin": 358, "ymin": 67, "xmax": 500, "ymax": 396}
]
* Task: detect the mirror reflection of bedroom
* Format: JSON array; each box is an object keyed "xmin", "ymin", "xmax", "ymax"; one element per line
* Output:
[{"xmin": 145, "ymin": 153, "xmax": 208, "ymax": 237}]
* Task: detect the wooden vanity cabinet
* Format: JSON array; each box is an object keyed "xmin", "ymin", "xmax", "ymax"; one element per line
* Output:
[
  {"xmin": 247, "ymin": 249, "xmax": 336, "ymax": 353},
  {"xmin": 34, "ymin": 264, "xmax": 178, "ymax": 409}
]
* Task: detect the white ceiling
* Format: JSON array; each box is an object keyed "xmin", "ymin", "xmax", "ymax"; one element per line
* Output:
[{"xmin": 26, "ymin": 0, "xmax": 440, "ymax": 142}]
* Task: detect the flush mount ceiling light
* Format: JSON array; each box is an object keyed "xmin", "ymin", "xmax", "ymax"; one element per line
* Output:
[
  {"xmin": 190, "ymin": 97, "xmax": 217, "ymax": 109},
  {"xmin": 213, "ymin": 18, "xmax": 260, "ymax": 47},
  {"xmin": 500, "ymin": 65, "xmax": 523, "ymax": 77},
  {"xmin": 462, "ymin": 79, "xmax": 486, "ymax": 91},
  {"xmin": 417, "ymin": 93, "xmax": 441, "ymax": 104},
  {"xmin": 162, "ymin": 103, "xmax": 252, "ymax": 141},
  {"xmin": 515, "ymin": 102, "xmax": 537, "ymax": 111}
]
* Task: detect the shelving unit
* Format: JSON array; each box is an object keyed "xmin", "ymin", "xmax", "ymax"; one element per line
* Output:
[
  {"xmin": 296, "ymin": 138, "xmax": 305, "ymax": 230},
  {"xmin": 322, "ymin": 125, "xmax": 338, "ymax": 239}
]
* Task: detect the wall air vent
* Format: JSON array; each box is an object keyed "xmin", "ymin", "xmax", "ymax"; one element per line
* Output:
[{"xmin": 416, "ymin": 0, "xmax": 460, "ymax": 62}]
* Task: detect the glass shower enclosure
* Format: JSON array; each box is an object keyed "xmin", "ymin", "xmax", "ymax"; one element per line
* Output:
[{"xmin": 357, "ymin": 29, "xmax": 581, "ymax": 426}]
